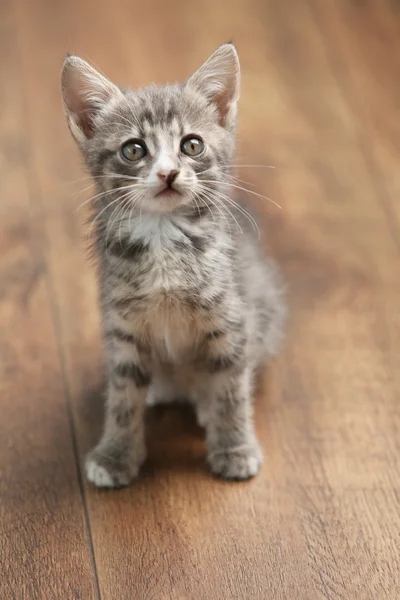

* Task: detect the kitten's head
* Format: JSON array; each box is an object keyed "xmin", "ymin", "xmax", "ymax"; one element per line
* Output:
[{"xmin": 61, "ymin": 44, "xmax": 240, "ymax": 215}]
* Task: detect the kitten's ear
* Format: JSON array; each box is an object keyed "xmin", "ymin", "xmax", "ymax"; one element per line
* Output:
[
  {"xmin": 187, "ymin": 43, "xmax": 240, "ymax": 128},
  {"xmin": 61, "ymin": 55, "xmax": 122, "ymax": 146}
]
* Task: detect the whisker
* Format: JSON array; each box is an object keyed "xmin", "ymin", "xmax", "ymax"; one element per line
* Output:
[
  {"xmin": 198, "ymin": 180, "xmax": 282, "ymax": 210},
  {"xmin": 123, "ymin": 191, "xmax": 143, "ymax": 232},
  {"xmin": 106, "ymin": 197, "xmax": 132, "ymax": 245},
  {"xmin": 106, "ymin": 190, "xmax": 141, "ymax": 242},
  {"xmin": 223, "ymin": 181, "xmax": 282, "ymax": 210},
  {"xmin": 139, "ymin": 195, "xmax": 145, "ymax": 225},
  {"xmin": 103, "ymin": 172, "xmax": 144, "ymax": 181},
  {"xmin": 104, "ymin": 188, "xmax": 144, "ymax": 250},
  {"xmin": 206, "ymin": 195, "xmax": 234, "ymax": 234},
  {"xmin": 225, "ymin": 173, "xmax": 258, "ymax": 189},
  {"xmin": 88, "ymin": 200, "xmax": 120, "ymax": 238},
  {"xmin": 207, "ymin": 188, "xmax": 260, "ymax": 239},
  {"xmin": 75, "ymin": 182, "xmax": 141, "ymax": 213},
  {"xmin": 226, "ymin": 164, "xmax": 277, "ymax": 169},
  {"xmin": 128, "ymin": 193, "xmax": 142, "ymax": 235},
  {"xmin": 88, "ymin": 194, "xmax": 133, "ymax": 237},
  {"xmin": 191, "ymin": 169, "xmax": 256, "ymax": 190},
  {"xmin": 108, "ymin": 197, "xmax": 143, "ymax": 263},
  {"xmin": 72, "ymin": 182, "xmax": 97, "ymax": 198},
  {"xmin": 75, "ymin": 188, "xmax": 117, "ymax": 213},
  {"xmin": 117, "ymin": 191, "xmax": 143, "ymax": 245},
  {"xmin": 208, "ymin": 194, "xmax": 242, "ymax": 235},
  {"xmin": 195, "ymin": 166, "xmax": 216, "ymax": 177},
  {"xmin": 118, "ymin": 199, "xmax": 129, "ymax": 246},
  {"xmin": 70, "ymin": 173, "xmax": 143, "ymax": 185},
  {"xmin": 198, "ymin": 187, "xmax": 240, "ymax": 235},
  {"xmin": 187, "ymin": 189, "xmax": 203, "ymax": 221}
]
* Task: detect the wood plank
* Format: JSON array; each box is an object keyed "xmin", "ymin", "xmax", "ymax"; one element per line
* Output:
[
  {"xmin": 300, "ymin": 4, "xmax": 400, "ymax": 596},
  {"xmin": 10, "ymin": 0, "xmax": 400, "ymax": 597},
  {"xmin": 0, "ymin": 1, "xmax": 98, "ymax": 598}
]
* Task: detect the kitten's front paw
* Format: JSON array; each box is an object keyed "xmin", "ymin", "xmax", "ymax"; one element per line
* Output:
[
  {"xmin": 208, "ymin": 442, "xmax": 263, "ymax": 481},
  {"xmin": 85, "ymin": 443, "xmax": 146, "ymax": 489}
]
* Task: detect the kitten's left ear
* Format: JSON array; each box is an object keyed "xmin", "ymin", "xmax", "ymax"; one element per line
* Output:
[{"xmin": 187, "ymin": 43, "xmax": 240, "ymax": 128}]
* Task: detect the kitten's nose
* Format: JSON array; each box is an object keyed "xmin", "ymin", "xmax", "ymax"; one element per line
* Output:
[{"xmin": 157, "ymin": 169, "xmax": 180, "ymax": 186}]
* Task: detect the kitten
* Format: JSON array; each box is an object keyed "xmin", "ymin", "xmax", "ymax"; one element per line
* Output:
[{"xmin": 61, "ymin": 43, "xmax": 285, "ymax": 487}]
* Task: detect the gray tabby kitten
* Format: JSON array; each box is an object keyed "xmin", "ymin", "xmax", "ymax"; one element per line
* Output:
[{"xmin": 61, "ymin": 43, "xmax": 285, "ymax": 487}]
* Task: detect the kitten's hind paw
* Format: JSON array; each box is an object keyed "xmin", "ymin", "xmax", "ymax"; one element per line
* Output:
[
  {"xmin": 85, "ymin": 443, "xmax": 145, "ymax": 488},
  {"xmin": 208, "ymin": 442, "xmax": 263, "ymax": 481}
]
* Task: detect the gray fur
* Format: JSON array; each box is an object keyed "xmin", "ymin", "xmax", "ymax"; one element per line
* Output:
[{"xmin": 61, "ymin": 44, "xmax": 286, "ymax": 487}]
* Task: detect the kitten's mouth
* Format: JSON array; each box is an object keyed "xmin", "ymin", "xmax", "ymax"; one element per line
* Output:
[{"xmin": 155, "ymin": 185, "xmax": 181, "ymax": 199}]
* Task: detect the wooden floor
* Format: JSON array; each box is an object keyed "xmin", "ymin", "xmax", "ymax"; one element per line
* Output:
[{"xmin": 1, "ymin": 0, "xmax": 400, "ymax": 598}]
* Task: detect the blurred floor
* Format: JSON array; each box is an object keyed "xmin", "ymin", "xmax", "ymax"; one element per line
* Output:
[{"xmin": 1, "ymin": 0, "xmax": 400, "ymax": 598}]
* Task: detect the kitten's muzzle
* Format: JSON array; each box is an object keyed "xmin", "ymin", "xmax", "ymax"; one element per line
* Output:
[{"xmin": 155, "ymin": 168, "xmax": 181, "ymax": 197}]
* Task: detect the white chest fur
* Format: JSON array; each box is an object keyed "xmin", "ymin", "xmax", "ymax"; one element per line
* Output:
[{"xmin": 123, "ymin": 213, "xmax": 203, "ymax": 290}]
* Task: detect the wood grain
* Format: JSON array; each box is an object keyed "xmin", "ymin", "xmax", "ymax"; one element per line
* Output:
[
  {"xmin": 1, "ymin": 0, "xmax": 399, "ymax": 597},
  {"xmin": 311, "ymin": 0, "xmax": 400, "ymax": 230},
  {"xmin": 0, "ymin": 0, "xmax": 99, "ymax": 598}
]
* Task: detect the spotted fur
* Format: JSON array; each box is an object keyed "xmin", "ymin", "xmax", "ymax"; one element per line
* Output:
[{"xmin": 61, "ymin": 43, "xmax": 286, "ymax": 487}]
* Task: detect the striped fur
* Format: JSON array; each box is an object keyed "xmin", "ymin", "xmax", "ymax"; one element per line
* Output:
[{"xmin": 61, "ymin": 43, "xmax": 286, "ymax": 487}]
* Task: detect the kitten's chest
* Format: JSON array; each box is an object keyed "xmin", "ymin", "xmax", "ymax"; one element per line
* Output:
[
  {"xmin": 138, "ymin": 252, "xmax": 198, "ymax": 294},
  {"xmin": 131, "ymin": 292, "xmax": 208, "ymax": 362},
  {"xmin": 121, "ymin": 214, "xmax": 206, "ymax": 292},
  {"xmin": 108, "ymin": 215, "xmax": 221, "ymax": 360},
  {"xmin": 127, "ymin": 215, "xmax": 207, "ymax": 282}
]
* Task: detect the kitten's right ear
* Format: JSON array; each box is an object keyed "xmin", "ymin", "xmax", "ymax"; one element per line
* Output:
[{"xmin": 61, "ymin": 56, "xmax": 122, "ymax": 146}]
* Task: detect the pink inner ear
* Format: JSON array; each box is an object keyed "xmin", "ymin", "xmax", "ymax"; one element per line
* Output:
[
  {"xmin": 186, "ymin": 45, "xmax": 240, "ymax": 128},
  {"xmin": 62, "ymin": 60, "xmax": 118, "ymax": 142},
  {"xmin": 63, "ymin": 70, "xmax": 97, "ymax": 139},
  {"xmin": 77, "ymin": 107, "xmax": 97, "ymax": 139},
  {"xmin": 213, "ymin": 90, "xmax": 232, "ymax": 126}
]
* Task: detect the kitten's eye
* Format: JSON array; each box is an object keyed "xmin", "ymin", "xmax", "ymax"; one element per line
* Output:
[
  {"xmin": 121, "ymin": 140, "xmax": 147, "ymax": 162},
  {"xmin": 181, "ymin": 136, "xmax": 204, "ymax": 157}
]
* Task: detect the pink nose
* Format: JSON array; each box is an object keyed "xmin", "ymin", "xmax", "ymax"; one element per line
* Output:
[{"xmin": 157, "ymin": 169, "xmax": 180, "ymax": 186}]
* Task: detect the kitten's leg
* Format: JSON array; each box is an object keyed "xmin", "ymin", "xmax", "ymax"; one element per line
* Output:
[
  {"xmin": 85, "ymin": 339, "xmax": 150, "ymax": 488},
  {"xmin": 205, "ymin": 368, "xmax": 263, "ymax": 480},
  {"xmin": 195, "ymin": 400, "xmax": 211, "ymax": 428}
]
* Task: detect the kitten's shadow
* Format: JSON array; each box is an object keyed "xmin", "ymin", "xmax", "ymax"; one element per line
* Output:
[
  {"xmin": 78, "ymin": 366, "xmax": 273, "ymax": 482},
  {"xmin": 79, "ymin": 379, "xmax": 207, "ymax": 476}
]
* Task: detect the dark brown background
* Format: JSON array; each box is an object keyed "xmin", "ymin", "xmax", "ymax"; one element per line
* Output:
[{"xmin": 1, "ymin": 0, "xmax": 399, "ymax": 598}]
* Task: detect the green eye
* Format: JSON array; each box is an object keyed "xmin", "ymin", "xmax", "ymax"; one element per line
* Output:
[
  {"xmin": 121, "ymin": 140, "xmax": 147, "ymax": 162},
  {"xmin": 181, "ymin": 136, "xmax": 204, "ymax": 157}
]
